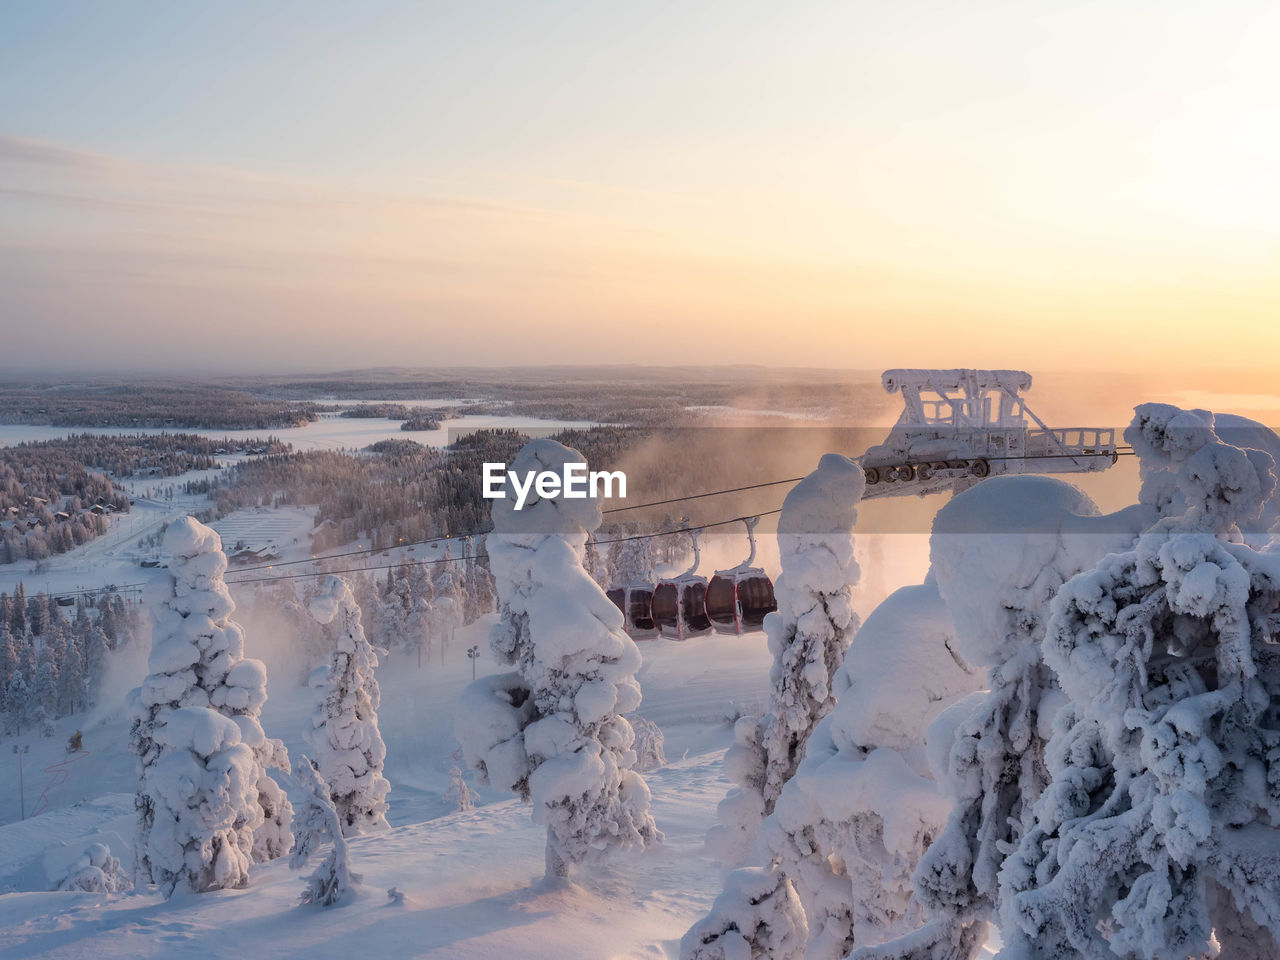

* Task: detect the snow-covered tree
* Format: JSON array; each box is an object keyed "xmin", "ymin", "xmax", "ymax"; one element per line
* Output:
[
  {"xmin": 462, "ymin": 538, "xmax": 495, "ymax": 624},
  {"xmin": 456, "ymin": 438, "xmax": 661, "ymax": 879},
  {"xmin": 610, "ymin": 522, "xmax": 656, "ymax": 585},
  {"xmin": 709, "ymin": 454, "xmax": 864, "ymax": 869},
  {"xmin": 33, "ymin": 651, "xmax": 58, "ymax": 737},
  {"xmin": 58, "ymin": 842, "xmax": 133, "ymax": 893},
  {"xmin": 447, "ymin": 764, "xmax": 479, "ymax": 812},
  {"xmin": 631, "ymin": 714, "xmax": 667, "ymax": 772},
  {"xmin": 57, "ymin": 634, "xmax": 86, "ymax": 717},
  {"xmin": 681, "ymin": 866, "xmax": 809, "ymax": 960},
  {"xmin": 305, "ymin": 575, "xmax": 390, "ymax": 836},
  {"xmin": 131, "ymin": 516, "xmax": 286, "ymax": 891},
  {"xmin": 996, "ymin": 427, "xmax": 1280, "ymax": 960},
  {"xmin": 4, "ymin": 671, "xmax": 28, "ymax": 736},
  {"xmin": 760, "ymin": 580, "xmax": 984, "ymax": 960},
  {"xmin": 145, "ymin": 706, "xmax": 260, "ymax": 896},
  {"xmin": 376, "ymin": 567, "xmax": 413, "ymax": 656},
  {"xmin": 431, "ymin": 545, "xmax": 464, "ymax": 662},
  {"xmin": 407, "ymin": 594, "xmax": 436, "ymax": 669},
  {"xmin": 290, "ymin": 754, "xmax": 359, "ymax": 906}
]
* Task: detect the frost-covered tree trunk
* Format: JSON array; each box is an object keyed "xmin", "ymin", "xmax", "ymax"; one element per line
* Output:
[
  {"xmin": 131, "ymin": 516, "xmax": 286, "ymax": 893},
  {"xmin": 996, "ymin": 425, "xmax": 1280, "ymax": 960},
  {"xmin": 456, "ymin": 438, "xmax": 661, "ymax": 880},
  {"xmin": 306, "ymin": 575, "xmax": 390, "ymax": 836},
  {"xmin": 709, "ymin": 454, "xmax": 864, "ymax": 870},
  {"xmin": 290, "ymin": 754, "xmax": 359, "ymax": 906}
]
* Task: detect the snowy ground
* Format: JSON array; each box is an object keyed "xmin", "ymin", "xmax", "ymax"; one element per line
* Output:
[{"xmin": 0, "ymin": 620, "xmax": 833, "ymax": 958}]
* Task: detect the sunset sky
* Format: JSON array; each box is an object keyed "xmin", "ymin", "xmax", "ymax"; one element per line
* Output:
[{"xmin": 2, "ymin": 1, "xmax": 1278, "ymax": 373}]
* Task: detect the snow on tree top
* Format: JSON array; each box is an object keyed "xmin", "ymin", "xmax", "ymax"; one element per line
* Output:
[
  {"xmin": 777, "ymin": 453, "xmax": 865, "ymax": 538},
  {"xmin": 829, "ymin": 580, "xmax": 979, "ymax": 758},
  {"xmin": 490, "ymin": 438, "xmax": 603, "ymax": 535},
  {"xmin": 163, "ymin": 515, "xmax": 225, "ymax": 561},
  {"xmin": 930, "ymin": 475, "xmax": 1146, "ymax": 667},
  {"xmin": 153, "ymin": 705, "xmax": 243, "ymax": 756},
  {"xmin": 306, "ymin": 575, "xmax": 349, "ymax": 626}
]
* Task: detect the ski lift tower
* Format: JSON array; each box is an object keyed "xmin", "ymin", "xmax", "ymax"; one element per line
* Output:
[{"xmin": 859, "ymin": 369, "xmax": 1120, "ymax": 498}]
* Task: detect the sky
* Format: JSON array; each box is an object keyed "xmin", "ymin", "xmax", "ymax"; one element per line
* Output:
[{"xmin": 1, "ymin": 0, "xmax": 1278, "ymax": 374}]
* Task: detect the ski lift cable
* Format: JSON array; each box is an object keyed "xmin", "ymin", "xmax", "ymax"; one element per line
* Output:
[
  {"xmin": 221, "ymin": 508, "xmax": 786, "ymax": 588},
  {"xmin": 223, "ymin": 477, "xmax": 809, "ymax": 574}
]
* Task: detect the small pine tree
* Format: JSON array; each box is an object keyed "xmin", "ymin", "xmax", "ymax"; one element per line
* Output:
[
  {"xmin": 446, "ymin": 765, "xmax": 478, "ymax": 812},
  {"xmin": 4, "ymin": 671, "xmax": 28, "ymax": 736},
  {"xmin": 290, "ymin": 755, "xmax": 358, "ymax": 906},
  {"xmin": 306, "ymin": 575, "xmax": 391, "ymax": 836}
]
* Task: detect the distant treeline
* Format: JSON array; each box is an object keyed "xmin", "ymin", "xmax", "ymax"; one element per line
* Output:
[
  {"xmin": 0, "ymin": 382, "xmax": 325, "ymax": 429},
  {"xmin": 252, "ymin": 369, "xmax": 891, "ymax": 426}
]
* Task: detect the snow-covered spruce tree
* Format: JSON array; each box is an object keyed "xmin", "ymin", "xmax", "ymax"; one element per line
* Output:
[
  {"xmin": 709, "ymin": 454, "xmax": 865, "ymax": 870},
  {"xmin": 145, "ymin": 706, "xmax": 261, "ymax": 896},
  {"xmin": 4, "ymin": 671, "xmax": 27, "ymax": 736},
  {"xmin": 290, "ymin": 754, "xmax": 359, "ymax": 907},
  {"xmin": 759, "ymin": 580, "xmax": 985, "ymax": 960},
  {"xmin": 681, "ymin": 866, "xmax": 809, "ymax": 960},
  {"xmin": 447, "ymin": 764, "xmax": 479, "ymax": 812},
  {"xmin": 432, "ymin": 543, "xmax": 464, "ymax": 658},
  {"xmin": 131, "ymin": 516, "xmax": 289, "ymax": 891},
  {"xmin": 456, "ymin": 438, "xmax": 661, "ymax": 880},
  {"xmin": 995, "ymin": 431, "xmax": 1280, "ymax": 960},
  {"xmin": 1126, "ymin": 402, "xmax": 1279, "ymax": 537},
  {"xmin": 33, "ymin": 650, "xmax": 57, "ymax": 737},
  {"xmin": 631, "ymin": 714, "xmax": 667, "ymax": 772},
  {"xmin": 306, "ymin": 575, "xmax": 390, "ymax": 836},
  {"xmin": 862, "ymin": 477, "xmax": 1147, "ymax": 959}
]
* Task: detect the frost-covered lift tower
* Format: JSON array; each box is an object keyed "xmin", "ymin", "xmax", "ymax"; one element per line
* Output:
[{"xmin": 859, "ymin": 368, "xmax": 1119, "ymax": 498}]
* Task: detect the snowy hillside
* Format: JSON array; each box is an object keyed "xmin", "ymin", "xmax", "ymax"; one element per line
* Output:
[{"xmin": 0, "ymin": 624, "xmax": 813, "ymax": 957}]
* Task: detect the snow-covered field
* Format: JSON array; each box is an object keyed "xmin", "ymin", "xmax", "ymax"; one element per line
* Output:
[{"xmin": 0, "ymin": 620, "xmax": 796, "ymax": 958}]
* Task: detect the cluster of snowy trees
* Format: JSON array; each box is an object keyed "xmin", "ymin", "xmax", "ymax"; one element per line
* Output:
[
  {"xmin": 1, "ymin": 587, "xmax": 140, "ymax": 738},
  {"xmin": 205, "ymin": 435, "xmax": 527, "ymax": 554},
  {"xmin": 2, "ymin": 511, "xmax": 110, "ymax": 564},
  {"xmin": 130, "ymin": 518, "xmax": 389, "ymax": 902},
  {"xmin": 687, "ymin": 403, "xmax": 1280, "ymax": 960},
  {"xmin": 365, "ymin": 549, "xmax": 473, "ymax": 667},
  {"xmin": 206, "ymin": 428, "xmax": 641, "ymax": 556},
  {"xmin": 232, "ymin": 545, "xmax": 491, "ymax": 685}
]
